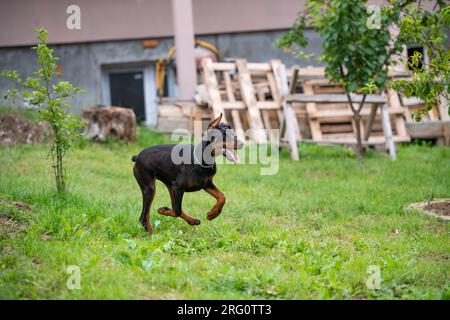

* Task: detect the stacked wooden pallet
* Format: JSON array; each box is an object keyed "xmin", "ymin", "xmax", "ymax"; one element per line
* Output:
[
  {"xmin": 387, "ymin": 72, "xmax": 450, "ymax": 145},
  {"xmin": 199, "ymin": 59, "xmax": 449, "ymax": 160},
  {"xmin": 200, "ymin": 58, "xmax": 299, "ymax": 159},
  {"xmin": 199, "ymin": 59, "xmax": 409, "ymax": 159},
  {"xmin": 287, "ymin": 67, "xmax": 410, "ymax": 147},
  {"xmin": 405, "ymin": 99, "xmax": 449, "ymax": 146},
  {"xmin": 287, "ymin": 68, "xmax": 449, "ymax": 146},
  {"xmin": 156, "ymin": 98, "xmax": 205, "ymax": 133}
]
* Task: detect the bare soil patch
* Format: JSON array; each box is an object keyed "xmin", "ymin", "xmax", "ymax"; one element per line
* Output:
[
  {"xmin": 0, "ymin": 216, "xmax": 26, "ymax": 234},
  {"xmin": 0, "ymin": 199, "xmax": 31, "ymax": 234},
  {"xmin": 408, "ymin": 199, "xmax": 450, "ymax": 221},
  {"xmin": 423, "ymin": 201, "xmax": 450, "ymax": 216},
  {"xmin": 0, "ymin": 199, "xmax": 31, "ymax": 211}
]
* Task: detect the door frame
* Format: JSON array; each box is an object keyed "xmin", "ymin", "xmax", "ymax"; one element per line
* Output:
[{"xmin": 101, "ymin": 63, "xmax": 157, "ymax": 126}]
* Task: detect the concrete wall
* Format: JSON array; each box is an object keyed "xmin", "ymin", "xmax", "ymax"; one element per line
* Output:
[
  {"xmin": 199, "ymin": 30, "xmax": 324, "ymax": 66},
  {"xmin": 0, "ymin": 29, "xmax": 323, "ymax": 115},
  {"xmin": 0, "ymin": 37, "xmax": 174, "ymax": 114}
]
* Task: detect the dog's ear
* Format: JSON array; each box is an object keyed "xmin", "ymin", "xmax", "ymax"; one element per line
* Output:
[{"xmin": 208, "ymin": 113, "xmax": 222, "ymax": 129}]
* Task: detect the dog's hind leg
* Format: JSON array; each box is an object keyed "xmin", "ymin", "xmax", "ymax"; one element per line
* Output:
[
  {"xmin": 158, "ymin": 184, "xmax": 201, "ymax": 226},
  {"xmin": 204, "ymin": 181, "xmax": 225, "ymax": 221},
  {"xmin": 140, "ymin": 183, "xmax": 155, "ymax": 234},
  {"xmin": 134, "ymin": 165, "xmax": 156, "ymax": 235}
]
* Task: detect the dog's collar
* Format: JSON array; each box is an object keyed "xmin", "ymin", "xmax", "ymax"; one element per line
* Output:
[{"xmin": 193, "ymin": 143, "xmax": 215, "ymax": 168}]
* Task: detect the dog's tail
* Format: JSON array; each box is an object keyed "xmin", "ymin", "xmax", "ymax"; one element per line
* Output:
[{"xmin": 131, "ymin": 155, "xmax": 137, "ymax": 162}]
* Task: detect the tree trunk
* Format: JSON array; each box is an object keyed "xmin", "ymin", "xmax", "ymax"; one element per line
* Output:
[
  {"xmin": 54, "ymin": 144, "xmax": 65, "ymax": 194},
  {"xmin": 354, "ymin": 112, "xmax": 363, "ymax": 164},
  {"xmin": 344, "ymin": 91, "xmax": 366, "ymax": 165}
]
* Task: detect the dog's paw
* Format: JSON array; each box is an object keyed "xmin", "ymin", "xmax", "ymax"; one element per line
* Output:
[
  {"xmin": 157, "ymin": 207, "xmax": 171, "ymax": 215},
  {"xmin": 141, "ymin": 222, "xmax": 153, "ymax": 235}
]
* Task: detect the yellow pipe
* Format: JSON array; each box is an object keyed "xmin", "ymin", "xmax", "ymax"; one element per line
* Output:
[{"xmin": 156, "ymin": 40, "xmax": 222, "ymax": 97}]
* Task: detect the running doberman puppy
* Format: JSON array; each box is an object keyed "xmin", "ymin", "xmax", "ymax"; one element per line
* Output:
[{"xmin": 132, "ymin": 114, "xmax": 244, "ymax": 235}]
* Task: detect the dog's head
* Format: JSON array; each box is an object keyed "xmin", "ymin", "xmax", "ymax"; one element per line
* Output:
[{"xmin": 205, "ymin": 113, "xmax": 244, "ymax": 163}]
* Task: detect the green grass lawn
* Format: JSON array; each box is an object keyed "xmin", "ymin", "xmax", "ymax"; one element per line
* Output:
[{"xmin": 0, "ymin": 127, "xmax": 449, "ymax": 299}]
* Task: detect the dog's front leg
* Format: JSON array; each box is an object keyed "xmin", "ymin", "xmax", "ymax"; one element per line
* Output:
[
  {"xmin": 204, "ymin": 181, "xmax": 225, "ymax": 220},
  {"xmin": 171, "ymin": 187, "xmax": 184, "ymax": 218},
  {"xmin": 158, "ymin": 185, "xmax": 201, "ymax": 225}
]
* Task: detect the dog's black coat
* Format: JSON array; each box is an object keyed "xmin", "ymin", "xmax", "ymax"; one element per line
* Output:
[
  {"xmin": 132, "ymin": 115, "xmax": 243, "ymax": 234},
  {"xmin": 133, "ymin": 143, "xmax": 216, "ymax": 192}
]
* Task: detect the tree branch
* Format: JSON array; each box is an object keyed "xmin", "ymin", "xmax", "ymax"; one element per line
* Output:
[{"xmin": 357, "ymin": 94, "xmax": 367, "ymax": 114}]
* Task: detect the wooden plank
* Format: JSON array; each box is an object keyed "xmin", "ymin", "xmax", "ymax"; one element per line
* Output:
[
  {"xmin": 265, "ymin": 71, "xmax": 285, "ymax": 136},
  {"xmin": 289, "ymin": 68, "xmax": 299, "ymax": 94},
  {"xmin": 255, "ymin": 80, "xmax": 273, "ymax": 133},
  {"xmin": 271, "ymin": 62, "xmax": 301, "ymax": 140},
  {"xmin": 312, "ymin": 85, "xmax": 345, "ymax": 94},
  {"xmin": 253, "ymin": 81, "xmax": 270, "ymax": 89},
  {"xmin": 387, "ymin": 69, "xmax": 410, "ymax": 78},
  {"xmin": 223, "ymin": 71, "xmax": 236, "ymax": 101},
  {"xmin": 443, "ymin": 122, "xmax": 450, "ymax": 146},
  {"xmin": 399, "ymin": 95, "xmax": 414, "ymax": 122},
  {"xmin": 211, "ymin": 62, "xmax": 271, "ymax": 72},
  {"xmin": 236, "ymin": 59, "xmax": 266, "ymax": 143},
  {"xmin": 296, "ymin": 67, "xmax": 325, "ymax": 79},
  {"xmin": 248, "ymin": 63, "xmax": 272, "ymax": 72},
  {"xmin": 301, "ymin": 136, "xmax": 410, "ymax": 146},
  {"xmin": 271, "ymin": 59, "xmax": 299, "ymax": 160},
  {"xmin": 322, "ymin": 123, "xmax": 354, "ymax": 134},
  {"xmin": 303, "ymin": 79, "xmax": 331, "ymax": 86},
  {"xmin": 221, "ymin": 101, "xmax": 281, "ymax": 111},
  {"xmin": 309, "ymin": 107, "xmax": 404, "ymax": 119},
  {"xmin": 429, "ymin": 106, "xmax": 439, "ymax": 121},
  {"xmin": 223, "ymin": 71, "xmax": 245, "ymax": 142},
  {"xmin": 286, "ymin": 93, "xmax": 387, "ymax": 104},
  {"xmin": 438, "ymin": 94, "xmax": 450, "ymax": 121},
  {"xmin": 401, "ymin": 96, "xmax": 424, "ymax": 106},
  {"xmin": 221, "ymin": 101, "xmax": 246, "ymax": 110},
  {"xmin": 261, "ymin": 110, "xmax": 272, "ymax": 131},
  {"xmin": 267, "ymin": 72, "xmax": 281, "ymax": 102},
  {"xmin": 364, "ymin": 104, "xmax": 378, "ymax": 141},
  {"xmin": 256, "ymin": 87, "xmax": 266, "ymax": 101},
  {"xmin": 380, "ymin": 103, "xmax": 397, "ymax": 160},
  {"xmin": 210, "ymin": 62, "xmax": 235, "ymax": 71},
  {"xmin": 201, "ymin": 58, "xmax": 226, "ymax": 119},
  {"xmin": 257, "ymin": 101, "xmax": 282, "ymax": 110},
  {"xmin": 302, "ymin": 84, "xmax": 322, "ymax": 140},
  {"xmin": 386, "ymin": 89, "xmax": 408, "ymax": 137},
  {"xmin": 406, "ymin": 121, "xmax": 445, "ymax": 139}
]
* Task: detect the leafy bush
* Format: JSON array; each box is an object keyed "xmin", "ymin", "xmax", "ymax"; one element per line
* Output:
[
  {"xmin": 391, "ymin": 3, "xmax": 449, "ymax": 121},
  {"xmin": 1, "ymin": 29, "xmax": 85, "ymax": 195}
]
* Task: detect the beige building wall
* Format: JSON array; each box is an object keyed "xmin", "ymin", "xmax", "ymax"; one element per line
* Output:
[{"xmin": 0, "ymin": 0, "xmax": 304, "ymax": 47}]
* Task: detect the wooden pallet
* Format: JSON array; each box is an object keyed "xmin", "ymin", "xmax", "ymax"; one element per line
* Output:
[
  {"xmin": 201, "ymin": 58, "xmax": 299, "ymax": 157},
  {"xmin": 283, "ymin": 67, "xmax": 411, "ymax": 159},
  {"xmin": 388, "ymin": 89, "xmax": 450, "ymax": 145},
  {"xmin": 383, "ymin": 71, "xmax": 449, "ymax": 144},
  {"xmin": 285, "ymin": 93, "xmax": 403, "ymax": 159},
  {"xmin": 156, "ymin": 98, "xmax": 205, "ymax": 133}
]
